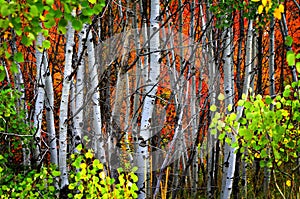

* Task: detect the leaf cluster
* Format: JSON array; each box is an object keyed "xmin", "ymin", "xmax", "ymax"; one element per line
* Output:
[
  {"xmin": 0, "ymin": 155, "xmax": 60, "ymax": 198},
  {"xmin": 211, "ymin": 82, "xmax": 300, "ymax": 170},
  {"xmin": 0, "ymin": 0, "xmax": 106, "ymax": 81},
  {"xmin": 68, "ymin": 145, "xmax": 139, "ymax": 199}
]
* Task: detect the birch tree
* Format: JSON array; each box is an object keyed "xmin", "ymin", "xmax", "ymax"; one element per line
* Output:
[
  {"xmin": 206, "ymin": 2, "xmax": 219, "ymax": 197},
  {"xmin": 44, "ymin": 55, "xmax": 58, "ymax": 166},
  {"xmin": 221, "ymin": 19, "xmax": 254, "ymax": 199},
  {"xmin": 136, "ymin": 0, "xmax": 160, "ymax": 198},
  {"xmin": 72, "ymin": 25, "xmax": 87, "ymax": 153},
  {"xmin": 86, "ymin": 26, "xmax": 106, "ymax": 163},
  {"xmin": 33, "ymin": 33, "xmax": 46, "ymax": 165},
  {"xmin": 59, "ymin": 18, "xmax": 75, "ymax": 189},
  {"xmin": 220, "ymin": 26, "xmax": 235, "ymax": 199}
]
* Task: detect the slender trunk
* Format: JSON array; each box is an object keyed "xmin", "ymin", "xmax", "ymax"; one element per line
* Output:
[
  {"xmin": 73, "ymin": 25, "xmax": 87, "ymax": 153},
  {"xmin": 220, "ymin": 27, "xmax": 235, "ymax": 199},
  {"xmin": 263, "ymin": 17, "xmax": 275, "ymax": 196},
  {"xmin": 34, "ymin": 32, "xmax": 46, "ymax": 166},
  {"xmin": 137, "ymin": 1, "xmax": 160, "ymax": 198},
  {"xmin": 206, "ymin": 2, "xmax": 218, "ymax": 197},
  {"xmin": 86, "ymin": 28, "xmax": 106, "ymax": 163},
  {"xmin": 44, "ymin": 55, "xmax": 58, "ymax": 166},
  {"xmin": 59, "ymin": 19, "xmax": 75, "ymax": 189},
  {"xmin": 189, "ymin": 0, "xmax": 198, "ymax": 196}
]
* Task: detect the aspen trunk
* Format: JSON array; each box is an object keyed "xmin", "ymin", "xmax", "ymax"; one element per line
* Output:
[
  {"xmin": 59, "ymin": 19, "xmax": 75, "ymax": 189},
  {"xmin": 137, "ymin": 1, "xmax": 160, "ymax": 198}
]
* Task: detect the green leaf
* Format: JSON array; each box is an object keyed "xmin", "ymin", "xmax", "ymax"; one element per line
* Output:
[
  {"xmin": 14, "ymin": 52, "xmax": 24, "ymax": 62},
  {"xmin": 58, "ymin": 18, "xmax": 68, "ymax": 27},
  {"xmin": 72, "ymin": 19, "xmax": 83, "ymax": 31},
  {"xmin": 21, "ymin": 35, "xmax": 30, "ymax": 46},
  {"xmin": 229, "ymin": 113, "xmax": 237, "ymax": 121},
  {"xmin": 1, "ymin": 4, "xmax": 10, "ymax": 17},
  {"xmin": 42, "ymin": 40, "xmax": 51, "ymax": 49},
  {"xmin": 287, "ymin": 51, "xmax": 295, "ymax": 66},
  {"xmin": 130, "ymin": 173, "xmax": 138, "ymax": 182},
  {"xmin": 94, "ymin": 3, "xmax": 104, "ymax": 14},
  {"xmin": 218, "ymin": 132, "xmax": 226, "ymax": 140},
  {"xmin": 265, "ymin": 96, "xmax": 272, "ymax": 105},
  {"xmin": 30, "ymin": 5, "xmax": 39, "ymax": 17},
  {"xmin": 296, "ymin": 62, "xmax": 300, "ymax": 73},
  {"xmin": 52, "ymin": 170, "xmax": 61, "ymax": 177},
  {"xmin": 296, "ymin": 53, "xmax": 300, "ymax": 59},
  {"xmin": 76, "ymin": 144, "xmax": 83, "ymax": 151},
  {"xmin": 283, "ymin": 88, "xmax": 291, "ymax": 98},
  {"xmin": 261, "ymin": 149, "xmax": 268, "ymax": 158},
  {"xmin": 227, "ymin": 104, "xmax": 233, "ymax": 112},
  {"xmin": 82, "ymin": 8, "xmax": 94, "ymax": 16},
  {"xmin": 11, "ymin": 63, "xmax": 19, "ymax": 73},
  {"xmin": 0, "ymin": 69, "xmax": 6, "ymax": 81},
  {"xmin": 49, "ymin": 186, "xmax": 55, "ymax": 192},
  {"xmin": 58, "ymin": 26, "xmax": 67, "ymax": 34},
  {"xmin": 46, "ymin": 0, "xmax": 54, "ymax": 6},
  {"xmin": 284, "ymin": 36, "xmax": 293, "ymax": 47},
  {"xmin": 225, "ymin": 137, "xmax": 231, "ymax": 144},
  {"xmin": 44, "ymin": 17, "xmax": 56, "ymax": 29}
]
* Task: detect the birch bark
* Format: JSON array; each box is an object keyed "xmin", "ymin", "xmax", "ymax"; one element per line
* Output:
[
  {"xmin": 86, "ymin": 28, "xmax": 106, "ymax": 163},
  {"xmin": 59, "ymin": 19, "xmax": 75, "ymax": 189},
  {"xmin": 33, "ymin": 32, "xmax": 46, "ymax": 165},
  {"xmin": 220, "ymin": 27, "xmax": 235, "ymax": 199},
  {"xmin": 137, "ymin": 1, "xmax": 160, "ymax": 198}
]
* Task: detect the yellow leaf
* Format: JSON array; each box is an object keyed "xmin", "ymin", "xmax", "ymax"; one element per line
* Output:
[
  {"xmin": 262, "ymin": 0, "xmax": 267, "ymax": 6},
  {"xmin": 274, "ymin": 8, "xmax": 282, "ymax": 20},
  {"xmin": 258, "ymin": 5, "xmax": 264, "ymax": 14},
  {"xmin": 279, "ymin": 4, "xmax": 284, "ymax": 13},
  {"xmin": 286, "ymin": 180, "xmax": 291, "ymax": 187},
  {"xmin": 88, "ymin": 0, "xmax": 96, "ymax": 4},
  {"xmin": 80, "ymin": 163, "xmax": 87, "ymax": 169},
  {"xmin": 40, "ymin": 15, "xmax": 45, "ymax": 21},
  {"xmin": 251, "ymin": 0, "xmax": 260, "ymax": 2},
  {"xmin": 85, "ymin": 150, "xmax": 94, "ymax": 159},
  {"xmin": 218, "ymin": 93, "xmax": 225, "ymax": 101},
  {"xmin": 99, "ymin": 171, "xmax": 106, "ymax": 179},
  {"xmin": 210, "ymin": 104, "xmax": 217, "ymax": 112}
]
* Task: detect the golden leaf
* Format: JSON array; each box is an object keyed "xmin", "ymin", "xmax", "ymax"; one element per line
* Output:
[
  {"xmin": 279, "ymin": 4, "xmax": 284, "ymax": 13},
  {"xmin": 258, "ymin": 5, "xmax": 264, "ymax": 14},
  {"xmin": 273, "ymin": 8, "xmax": 282, "ymax": 20}
]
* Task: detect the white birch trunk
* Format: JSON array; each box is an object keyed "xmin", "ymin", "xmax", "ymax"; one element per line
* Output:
[
  {"xmin": 137, "ymin": 1, "xmax": 160, "ymax": 198},
  {"xmin": 221, "ymin": 20, "xmax": 253, "ymax": 199},
  {"xmin": 86, "ymin": 28, "xmax": 106, "ymax": 163},
  {"xmin": 189, "ymin": 0, "xmax": 198, "ymax": 195},
  {"xmin": 264, "ymin": 17, "xmax": 275, "ymax": 194},
  {"xmin": 73, "ymin": 26, "xmax": 87, "ymax": 153},
  {"xmin": 206, "ymin": 4, "xmax": 218, "ymax": 197},
  {"xmin": 34, "ymin": 32, "xmax": 46, "ymax": 165},
  {"xmin": 220, "ymin": 27, "xmax": 235, "ymax": 199},
  {"xmin": 59, "ymin": 19, "xmax": 75, "ymax": 189},
  {"xmin": 44, "ymin": 55, "xmax": 58, "ymax": 166}
]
